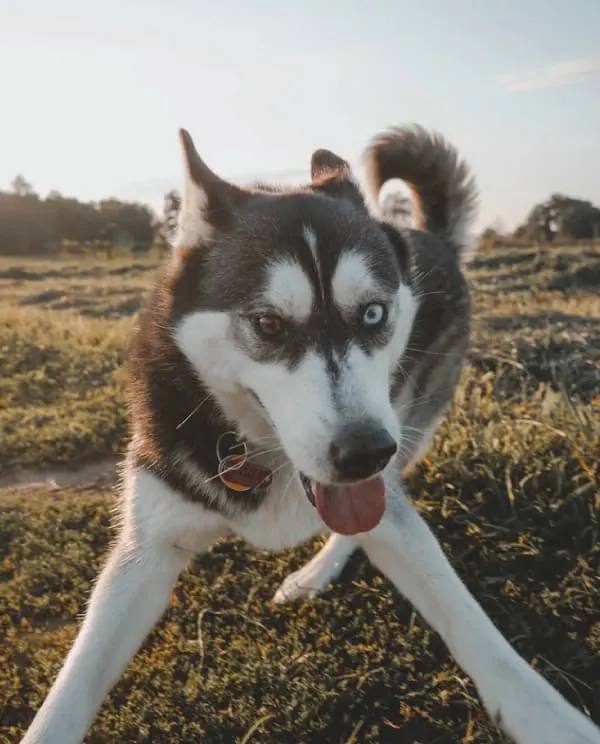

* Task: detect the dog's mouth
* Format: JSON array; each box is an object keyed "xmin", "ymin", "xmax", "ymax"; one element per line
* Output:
[
  {"xmin": 299, "ymin": 473, "xmax": 385, "ymax": 536},
  {"xmin": 245, "ymin": 392, "xmax": 386, "ymax": 536}
]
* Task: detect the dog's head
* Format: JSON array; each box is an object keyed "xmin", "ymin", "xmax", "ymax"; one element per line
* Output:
[{"xmin": 171, "ymin": 130, "xmax": 419, "ymax": 533}]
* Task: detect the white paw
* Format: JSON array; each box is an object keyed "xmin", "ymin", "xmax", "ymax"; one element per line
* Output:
[
  {"xmin": 273, "ymin": 559, "xmax": 343, "ymax": 604},
  {"xmin": 486, "ymin": 661, "xmax": 600, "ymax": 744}
]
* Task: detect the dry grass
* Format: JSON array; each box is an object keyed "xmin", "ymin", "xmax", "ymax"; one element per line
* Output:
[
  {"xmin": 1, "ymin": 245, "xmax": 599, "ymax": 743},
  {"xmin": 0, "ymin": 256, "xmax": 158, "ymax": 471}
]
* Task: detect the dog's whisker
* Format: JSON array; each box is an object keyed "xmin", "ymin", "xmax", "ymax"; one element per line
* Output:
[
  {"xmin": 412, "ymin": 265, "xmax": 440, "ymax": 288},
  {"xmin": 203, "ymin": 469, "xmax": 233, "ymax": 484},
  {"xmin": 400, "ymin": 433, "xmax": 424, "ymax": 445},
  {"xmin": 245, "ymin": 433, "xmax": 280, "ymax": 444},
  {"xmin": 175, "ymin": 394, "xmax": 212, "ymax": 430},
  {"xmin": 203, "ymin": 447, "xmax": 288, "ymax": 485},
  {"xmin": 414, "ymin": 289, "xmax": 448, "ymax": 300},
  {"xmin": 396, "ymin": 362, "xmax": 426, "ymax": 397},
  {"xmin": 398, "ymin": 438, "xmax": 422, "ymax": 452},
  {"xmin": 397, "ymin": 388, "xmax": 456, "ymax": 411},
  {"xmin": 244, "ymin": 445, "xmax": 286, "ymax": 460},
  {"xmin": 269, "ymin": 461, "xmax": 292, "ymax": 478},
  {"xmin": 280, "ymin": 468, "xmax": 299, "ymax": 502},
  {"xmin": 397, "ymin": 444, "xmax": 418, "ymax": 460},
  {"xmin": 404, "ymin": 346, "xmax": 463, "ymax": 359}
]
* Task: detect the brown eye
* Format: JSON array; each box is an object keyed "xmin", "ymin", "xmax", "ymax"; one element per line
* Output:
[{"xmin": 256, "ymin": 313, "xmax": 285, "ymax": 338}]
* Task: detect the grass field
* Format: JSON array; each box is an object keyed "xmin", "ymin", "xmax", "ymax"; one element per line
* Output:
[{"xmin": 1, "ymin": 244, "xmax": 599, "ymax": 743}]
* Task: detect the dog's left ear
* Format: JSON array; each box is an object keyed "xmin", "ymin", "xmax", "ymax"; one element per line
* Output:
[
  {"xmin": 311, "ymin": 149, "xmax": 351, "ymax": 181},
  {"xmin": 310, "ymin": 148, "xmax": 366, "ymax": 209},
  {"xmin": 174, "ymin": 128, "xmax": 250, "ymax": 254}
]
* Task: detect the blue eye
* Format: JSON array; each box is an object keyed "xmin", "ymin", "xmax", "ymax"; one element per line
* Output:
[{"xmin": 362, "ymin": 302, "xmax": 387, "ymax": 328}]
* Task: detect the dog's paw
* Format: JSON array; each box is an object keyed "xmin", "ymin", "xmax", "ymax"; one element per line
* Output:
[
  {"xmin": 485, "ymin": 660, "xmax": 600, "ymax": 744},
  {"xmin": 273, "ymin": 559, "xmax": 340, "ymax": 604}
]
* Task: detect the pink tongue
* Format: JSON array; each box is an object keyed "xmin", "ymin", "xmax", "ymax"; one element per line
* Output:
[{"xmin": 314, "ymin": 476, "xmax": 386, "ymax": 535}]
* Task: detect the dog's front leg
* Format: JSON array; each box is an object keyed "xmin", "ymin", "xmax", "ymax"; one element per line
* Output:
[
  {"xmin": 20, "ymin": 472, "xmax": 224, "ymax": 744},
  {"xmin": 273, "ymin": 533, "xmax": 357, "ymax": 603},
  {"xmin": 20, "ymin": 536, "xmax": 188, "ymax": 744},
  {"xmin": 356, "ymin": 483, "xmax": 600, "ymax": 744}
]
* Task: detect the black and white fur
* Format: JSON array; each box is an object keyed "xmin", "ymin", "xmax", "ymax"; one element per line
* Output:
[{"xmin": 20, "ymin": 125, "xmax": 599, "ymax": 744}]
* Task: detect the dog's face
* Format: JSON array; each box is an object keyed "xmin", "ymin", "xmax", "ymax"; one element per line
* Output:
[{"xmin": 171, "ymin": 132, "xmax": 418, "ymax": 528}]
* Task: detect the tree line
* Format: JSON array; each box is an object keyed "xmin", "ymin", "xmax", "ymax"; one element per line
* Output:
[
  {"xmin": 1, "ymin": 174, "xmax": 598, "ymax": 258},
  {"xmin": 0, "ymin": 175, "xmax": 157, "ymax": 256},
  {"xmin": 483, "ymin": 193, "xmax": 600, "ymax": 245}
]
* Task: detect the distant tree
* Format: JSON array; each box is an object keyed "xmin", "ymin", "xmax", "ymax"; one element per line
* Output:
[
  {"xmin": 380, "ymin": 190, "xmax": 412, "ymax": 226},
  {"xmin": 514, "ymin": 193, "xmax": 600, "ymax": 242},
  {"xmin": 0, "ymin": 191, "xmax": 53, "ymax": 254},
  {"xmin": 481, "ymin": 226, "xmax": 499, "ymax": 240},
  {"xmin": 479, "ymin": 225, "xmax": 504, "ymax": 251},
  {"xmin": 96, "ymin": 199, "xmax": 155, "ymax": 251},
  {"xmin": 46, "ymin": 192, "xmax": 101, "ymax": 243},
  {"xmin": 11, "ymin": 174, "xmax": 34, "ymax": 197}
]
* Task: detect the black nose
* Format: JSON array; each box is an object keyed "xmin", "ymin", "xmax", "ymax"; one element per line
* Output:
[{"xmin": 329, "ymin": 424, "xmax": 397, "ymax": 481}]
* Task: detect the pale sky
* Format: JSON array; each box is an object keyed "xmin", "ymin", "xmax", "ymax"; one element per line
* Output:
[{"xmin": 1, "ymin": 0, "xmax": 599, "ymax": 231}]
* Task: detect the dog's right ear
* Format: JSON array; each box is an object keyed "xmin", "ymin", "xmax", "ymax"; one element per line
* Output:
[{"xmin": 173, "ymin": 129, "xmax": 249, "ymax": 254}]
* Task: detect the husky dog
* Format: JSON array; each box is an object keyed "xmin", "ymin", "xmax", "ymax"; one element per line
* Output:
[{"xmin": 20, "ymin": 125, "xmax": 599, "ymax": 744}]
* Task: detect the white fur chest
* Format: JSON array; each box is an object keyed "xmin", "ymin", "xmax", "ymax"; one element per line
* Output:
[{"xmin": 229, "ymin": 470, "xmax": 325, "ymax": 550}]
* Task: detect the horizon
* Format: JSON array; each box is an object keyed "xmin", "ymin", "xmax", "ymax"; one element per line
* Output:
[{"xmin": 1, "ymin": 0, "xmax": 599, "ymax": 233}]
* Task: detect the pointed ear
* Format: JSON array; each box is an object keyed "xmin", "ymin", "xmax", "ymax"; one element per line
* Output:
[
  {"xmin": 310, "ymin": 148, "xmax": 366, "ymax": 209},
  {"xmin": 310, "ymin": 148, "xmax": 352, "ymax": 181},
  {"xmin": 174, "ymin": 128, "xmax": 248, "ymax": 253}
]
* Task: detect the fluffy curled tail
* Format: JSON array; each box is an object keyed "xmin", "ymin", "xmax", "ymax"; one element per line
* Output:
[{"xmin": 363, "ymin": 124, "xmax": 479, "ymax": 263}]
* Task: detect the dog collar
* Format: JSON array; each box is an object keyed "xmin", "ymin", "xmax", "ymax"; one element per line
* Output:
[
  {"xmin": 215, "ymin": 430, "xmax": 315, "ymax": 506},
  {"xmin": 215, "ymin": 431, "xmax": 273, "ymax": 494}
]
